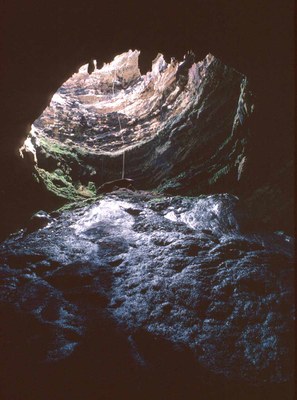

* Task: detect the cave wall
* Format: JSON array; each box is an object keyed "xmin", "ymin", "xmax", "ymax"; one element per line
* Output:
[{"xmin": 0, "ymin": 0, "xmax": 294, "ymax": 238}]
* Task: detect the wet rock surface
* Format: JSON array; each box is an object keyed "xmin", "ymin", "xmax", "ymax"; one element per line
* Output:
[{"xmin": 0, "ymin": 192, "xmax": 294, "ymax": 399}]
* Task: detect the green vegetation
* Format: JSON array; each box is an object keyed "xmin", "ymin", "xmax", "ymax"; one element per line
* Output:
[
  {"xmin": 76, "ymin": 181, "xmax": 97, "ymax": 198},
  {"xmin": 33, "ymin": 136, "xmax": 98, "ymax": 205},
  {"xmin": 157, "ymin": 178, "xmax": 182, "ymax": 193},
  {"xmin": 57, "ymin": 195, "xmax": 103, "ymax": 213},
  {"xmin": 147, "ymin": 197, "xmax": 166, "ymax": 204},
  {"xmin": 157, "ymin": 171, "xmax": 187, "ymax": 193},
  {"xmin": 35, "ymin": 167, "xmax": 96, "ymax": 202},
  {"xmin": 208, "ymin": 164, "xmax": 231, "ymax": 186},
  {"xmin": 38, "ymin": 136, "xmax": 86, "ymax": 164}
]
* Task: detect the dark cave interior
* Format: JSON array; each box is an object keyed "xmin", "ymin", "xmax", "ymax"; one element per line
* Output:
[{"xmin": 0, "ymin": 1, "xmax": 295, "ymax": 400}]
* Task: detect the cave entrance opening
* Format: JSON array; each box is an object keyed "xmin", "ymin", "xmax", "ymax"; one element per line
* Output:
[
  {"xmin": 20, "ymin": 49, "xmax": 190, "ymax": 203},
  {"xmin": 17, "ymin": 49, "xmax": 254, "ymax": 226}
]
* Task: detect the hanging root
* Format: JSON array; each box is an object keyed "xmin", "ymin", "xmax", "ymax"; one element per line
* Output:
[
  {"xmin": 113, "ymin": 72, "xmax": 126, "ymax": 179},
  {"xmin": 122, "ymin": 150, "xmax": 125, "ymax": 179}
]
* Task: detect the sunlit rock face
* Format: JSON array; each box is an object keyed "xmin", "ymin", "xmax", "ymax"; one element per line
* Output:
[
  {"xmin": 0, "ymin": 191, "xmax": 294, "ymax": 399},
  {"xmin": 34, "ymin": 50, "xmax": 191, "ymax": 151},
  {"xmin": 31, "ymin": 50, "xmax": 253, "ymax": 200}
]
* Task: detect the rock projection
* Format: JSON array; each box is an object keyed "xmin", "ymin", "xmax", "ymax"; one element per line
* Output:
[{"xmin": 0, "ymin": 50, "xmax": 294, "ymax": 400}]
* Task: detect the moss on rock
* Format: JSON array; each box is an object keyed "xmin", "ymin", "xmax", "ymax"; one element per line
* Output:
[
  {"xmin": 34, "ymin": 167, "xmax": 96, "ymax": 203},
  {"xmin": 208, "ymin": 165, "xmax": 231, "ymax": 186}
]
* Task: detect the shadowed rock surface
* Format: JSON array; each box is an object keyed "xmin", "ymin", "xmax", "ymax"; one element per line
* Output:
[{"xmin": 0, "ymin": 191, "xmax": 294, "ymax": 399}]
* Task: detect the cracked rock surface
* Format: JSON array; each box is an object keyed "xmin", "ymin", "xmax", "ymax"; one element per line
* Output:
[{"xmin": 0, "ymin": 191, "xmax": 294, "ymax": 399}]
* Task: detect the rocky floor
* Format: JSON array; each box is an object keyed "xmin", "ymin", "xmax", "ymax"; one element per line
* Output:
[{"xmin": 0, "ymin": 190, "xmax": 294, "ymax": 400}]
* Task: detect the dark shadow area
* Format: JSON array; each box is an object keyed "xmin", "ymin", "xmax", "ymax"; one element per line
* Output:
[{"xmin": 0, "ymin": 306, "xmax": 294, "ymax": 400}]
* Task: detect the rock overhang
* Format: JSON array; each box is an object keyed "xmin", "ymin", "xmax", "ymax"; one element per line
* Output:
[{"xmin": 31, "ymin": 50, "xmax": 216, "ymax": 153}]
